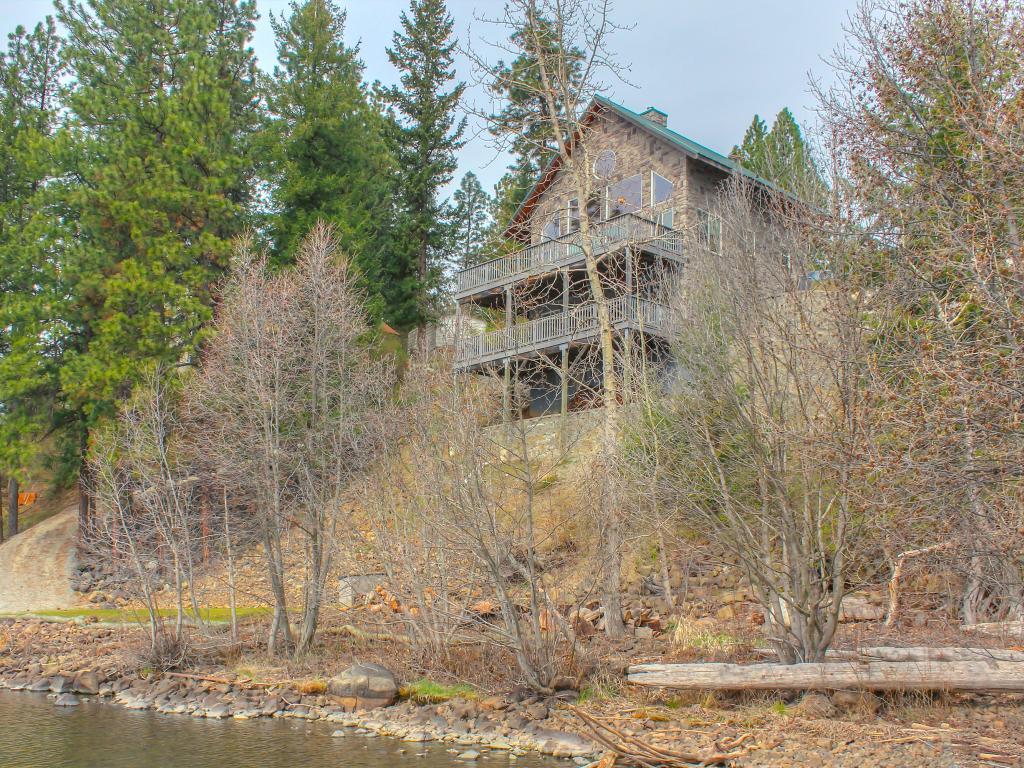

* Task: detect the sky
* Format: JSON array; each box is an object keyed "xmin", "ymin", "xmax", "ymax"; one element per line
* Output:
[{"xmin": 1, "ymin": 0, "xmax": 860, "ymax": 197}]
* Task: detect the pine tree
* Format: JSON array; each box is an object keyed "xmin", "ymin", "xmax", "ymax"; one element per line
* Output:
[
  {"xmin": 0, "ymin": 17, "xmax": 70, "ymax": 490},
  {"xmin": 386, "ymin": 0, "xmax": 466, "ymax": 331},
  {"xmin": 266, "ymin": 0, "xmax": 396, "ymax": 307},
  {"xmin": 448, "ymin": 171, "xmax": 492, "ymax": 269},
  {"xmin": 731, "ymin": 108, "xmax": 824, "ymax": 199},
  {"xmin": 488, "ymin": 15, "xmax": 583, "ymax": 232},
  {"xmin": 54, "ymin": 0, "xmax": 260, "ymax": 432},
  {"xmin": 731, "ymin": 114, "xmax": 769, "ymax": 171}
]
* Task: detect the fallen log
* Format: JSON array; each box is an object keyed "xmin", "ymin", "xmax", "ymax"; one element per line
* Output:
[
  {"xmin": 627, "ymin": 660, "xmax": 1024, "ymax": 692},
  {"xmin": 826, "ymin": 646, "xmax": 1024, "ymax": 663}
]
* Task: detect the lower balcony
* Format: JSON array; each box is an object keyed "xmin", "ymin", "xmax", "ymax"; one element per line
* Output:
[{"xmin": 454, "ymin": 295, "xmax": 668, "ymax": 369}]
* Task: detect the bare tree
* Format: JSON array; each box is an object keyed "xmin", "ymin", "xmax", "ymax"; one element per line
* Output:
[
  {"xmin": 88, "ymin": 366, "xmax": 201, "ymax": 662},
  {"xmin": 192, "ymin": 224, "xmax": 393, "ymax": 655},
  {"xmin": 468, "ymin": 0, "xmax": 635, "ymax": 637},
  {"xmin": 366, "ymin": 356, "xmax": 594, "ymax": 690},
  {"xmin": 625, "ymin": 180, "xmax": 877, "ymax": 662},
  {"xmin": 818, "ymin": 0, "xmax": 1024, "ymax": 625}
]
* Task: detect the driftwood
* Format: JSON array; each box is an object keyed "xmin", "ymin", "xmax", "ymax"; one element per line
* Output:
[
  {"xmin": 825, "ymin": 646, "xmax": 1024, "ymax": 663},
  {"xmin": 627, "ymin": 660, "xmax": 1024, "ymax": 692},
  {"xmin": 568, "ymin": 705, "xmax": 749, "ymax": 767},
  {"xmin": 884, "ymin": 541, "xmax": 954, "ymax": 625}
]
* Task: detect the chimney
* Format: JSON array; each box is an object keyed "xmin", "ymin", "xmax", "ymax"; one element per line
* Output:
[{"xmin": 640, "ymin": 106, "xmax": 668, "ymax": 127}]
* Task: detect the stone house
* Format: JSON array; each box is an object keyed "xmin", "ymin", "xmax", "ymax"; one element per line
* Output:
[{"xmin": 452, "ymin": 96, "xmax": 770, "ymax": 418}]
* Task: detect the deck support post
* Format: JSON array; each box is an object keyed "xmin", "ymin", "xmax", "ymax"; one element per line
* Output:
[
  {"xmin": 561, "ymin": 270, "xmax": 569, "ymax": 313},
  {"xmin": 623, "ymin": 328, "xmax": 633, "ymax": 402},
  {"xmin": 559, "ymin": 344, "xmax": 569, "ymax": 450}
]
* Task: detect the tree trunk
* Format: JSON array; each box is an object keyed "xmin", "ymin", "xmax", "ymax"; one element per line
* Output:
[
  {"xmin": 628, "ymin": 660, "xmax": 1024, "ymax": 691},
  {"xmin": 7, "ymin": 477, "xmax": 18, "ymax": 539}
]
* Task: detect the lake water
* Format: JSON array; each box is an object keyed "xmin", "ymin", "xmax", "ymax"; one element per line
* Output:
[{"xmin": 0, "ymin": 690, "xmax": 554, "ymax": 768}]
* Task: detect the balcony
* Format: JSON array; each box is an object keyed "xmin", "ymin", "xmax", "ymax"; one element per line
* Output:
[
  {"xmin": 454, "ymin": 295, "xmax": 668, "ymax": 369},
  {"xmin": 455, "ymin": 213, "xmax": 684, "ymax": 300}
]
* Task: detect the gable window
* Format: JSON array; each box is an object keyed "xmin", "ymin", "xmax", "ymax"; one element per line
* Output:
[
  {"xmin": 542, "ymin": 211, "xmax": 562, "ymax": 241},
  {"xmin": 697, "ymin": 208, "xmax": 722, "ymax": 253},
  {"xmin": 607, "ymin": 174, "xmax": 642, "ymax": 217},
  {"xmin": 652, "ymin": 172, "xmax": 674, "ymax": 204}
]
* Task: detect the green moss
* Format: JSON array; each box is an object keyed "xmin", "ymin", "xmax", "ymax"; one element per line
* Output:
[
  {"xmin": 21, "ymin": 606, "xmax": 270, "ymax": 624},
  {"xmin": 400, "ymin": 678, "xmax": 478, "ymax": 703}
]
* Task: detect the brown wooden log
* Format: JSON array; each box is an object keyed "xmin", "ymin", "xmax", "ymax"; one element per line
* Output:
[
  {"xmin": 627, "ymin": 660, "xmax": 1024, "ymax": 692},
  {"xmin": 826, "ymin": 646, "xmax": 1024, "ymax": 663}
]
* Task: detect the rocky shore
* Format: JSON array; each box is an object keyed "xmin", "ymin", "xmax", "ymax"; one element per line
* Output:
[{"xmin": 0, "ymin": 662, "xmax": 598, "ymax": 762}]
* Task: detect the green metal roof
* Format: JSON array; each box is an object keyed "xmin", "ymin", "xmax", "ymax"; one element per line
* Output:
[{"xmin": 593, "ymin": 95, "xmax": 778, "ymax": 190}]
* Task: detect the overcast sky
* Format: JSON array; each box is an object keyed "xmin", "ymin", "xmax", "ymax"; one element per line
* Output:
[{"xmin": 2, "ymin": 0, "xmax": 859, "ymax": 196}]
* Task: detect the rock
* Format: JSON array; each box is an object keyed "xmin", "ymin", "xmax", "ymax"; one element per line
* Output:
[
  {"xmin": 634, "ymin": 626, "xmax": 654, "ymax": 640},
  {"xmin": 49, "ymin": 675, "xmax": 71, "ymax": 693},
  {"xmin": 73, "ymin": 671, "xmax": 101, "ymax": 695},
  {"xmin": 536, "ymin": 730, "xmax": 595, "ymax": 758},
  {"xmin": 54, "ymin": 693, "xmax": 80, "ymax": 707},
  {"xmin": 831, "ymin": 690, "xmax": 881, "ymax": 715},
  {"xmin": 328, "ymin": 664, "xmax": 397, "ymax": 711},
  {"xmin": 481, "ymin": 694, "xmax": 510, "ymax": 711},
  {"xmin": 403, "ymin": 731, "xmax": 434, "ymax": 742},
  {"xmin": 27, "ymin": 677, "xmax": 51, "ymax": 692},
  {"xmin": 715, "ymin": 605, "xmax": 736, "ymax": 621},
  {"xmin": 338, "ymin": 573, "xmax": 386, "ymax": 609},
  {"xmin": 839, "ymin": 595, "xmax": 885, "ymax": 623},
  {"xmin": 793, "ymin": 693, "xmax": 837, "ymax": 719},
  {"xmin": 457, "ymin": 750, "xmax": 480, "ymax": 760}
]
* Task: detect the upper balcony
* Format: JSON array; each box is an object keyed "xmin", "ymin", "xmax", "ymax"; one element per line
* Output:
[
  {"xmin": 454, "ymin": 295, "xmax": 668, "ymax": 369},
  {"xmin": 455, "ymin": 213, "xmax": 684, "ymax": 301}
]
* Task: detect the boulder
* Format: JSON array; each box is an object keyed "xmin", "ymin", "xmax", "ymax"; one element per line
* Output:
[
  {"xmin": 72, "ymin": 671, "xmax": 101, "ymax": 695},
  {"xmin": 338, "ymin": 574, "xmax": 386, "ymax": 609},
  {"xmin": 792, "ymin": 692, "xmax": 837, "ymax": 719},
  {"xmin": 54, "ymin": 693, "xmax": 80, "ymax": 707},
  {"xmin": 839, "ymin": 595, "xmax": 885, "ymax": 623},
  {"xmin": 831, "ymin": 689, "xmax": 881, "ymax": 715},
  {"xmin": 327, "ymin": 663, "xmax": 398, "ymax": 710}
]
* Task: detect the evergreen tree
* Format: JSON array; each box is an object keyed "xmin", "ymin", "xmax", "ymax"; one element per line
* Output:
[
  {"xmin": 448, "ymin": 171, "xmax": 492, "ymax": 269},
  {"xmin": 386, "ymin": 0, "xmax": 465, "ymax": 330},
  {"xmin": 731, "ymin": 108, "xmax": 824, "ymax": 199},
  {"xmin": 730, "ymin": 114, "xmax": 769, "ymax": 172},
  {"xmin": 266, "ymin": 0, "xmax": 396, "ymax": 308},
  {"xmin": 0, "ymin": 17, "xmax": 70, "ymax": 486},
  {"xmin": 488, "ymin": 15, "xmax": 583, "ymax": 232},
  {"xmin": 53, "ymin": 0, "xmax": 260, "ymax": 438}
]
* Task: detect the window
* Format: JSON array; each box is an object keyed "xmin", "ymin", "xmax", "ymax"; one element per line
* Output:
[
  {"xmin": 585, "ymin": 194, "xmax": 603, "ymax": 222},
  {"xmin": 697, "ymin": 208, "xmax": 722, "ymax": 252},
  {"xmin": 657, "ymin": 208, "xmax": 674, "ymax": 229},
  {"xmin": 652, "ymin": 172, "xmax": 674, "ymax": 204},
  {"xmin": 606, "ymin": 174, "xmax": 643, "ymax": 217},
  {"xmin": 568, "ymin": 199, "xmax": 580, "ymax": 233},
  {"xmin": 542, "ymin": 211, "xmax": 562, "ymax": 241},
  {"xmin": 593, "ymin": 149, "xmax": 616, "ymax": 179}
]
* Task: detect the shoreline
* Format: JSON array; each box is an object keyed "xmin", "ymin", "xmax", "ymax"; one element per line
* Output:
[{"xmin": 0, "ymin": 665, "xmax": 599, "ymax": 763}]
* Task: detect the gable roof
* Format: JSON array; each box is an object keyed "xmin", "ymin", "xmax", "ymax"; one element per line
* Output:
[{"xmin": 506, "ymin": 95, "xmax": 778, "ymax": 237}]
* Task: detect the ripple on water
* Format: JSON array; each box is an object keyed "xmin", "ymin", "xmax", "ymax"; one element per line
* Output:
[{"xmin": 0, "ymin": 690, "xmax": 558, "ymax": 768}]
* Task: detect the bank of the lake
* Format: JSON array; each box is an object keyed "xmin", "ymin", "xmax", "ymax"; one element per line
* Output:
[{"xmin": 0, "ymin": 689, "xmax": 571, "ymax": 768}]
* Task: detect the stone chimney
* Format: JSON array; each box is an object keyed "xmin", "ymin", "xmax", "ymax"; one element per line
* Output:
[{"xmin": 640, "ymin": 106, "xmax": 668, "ymax": 127}]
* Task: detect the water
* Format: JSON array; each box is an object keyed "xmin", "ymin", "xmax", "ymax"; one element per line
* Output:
[{"xmin": 0, "ymin": 690, "xmax": 553, "ymax": 768}]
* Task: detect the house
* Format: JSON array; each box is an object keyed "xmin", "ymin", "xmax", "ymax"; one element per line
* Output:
[{"xmin": 452, "ymin": 96, "xmax": 768, "ymax": 418}]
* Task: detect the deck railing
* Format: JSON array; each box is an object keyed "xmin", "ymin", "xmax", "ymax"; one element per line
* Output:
[
  {"xmin": 456, "ymin": 213, "xmax": 683, "ymax": 297},
  {"xmin": 454, "ymin": 295, "xmax": 668, "ymax": 367}
]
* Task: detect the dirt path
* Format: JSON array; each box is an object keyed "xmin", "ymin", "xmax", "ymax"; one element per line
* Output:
[{"xmin": 0, "ymin": 506, "xmax": 80, "ymax": 613}]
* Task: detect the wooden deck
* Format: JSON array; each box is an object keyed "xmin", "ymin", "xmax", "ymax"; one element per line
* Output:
[
  {"xmin": 455, "ymin": 214, "xmax": 683, "ymax": 300},
  {"xmin": 454, "ymin": 295, "xmax": 668, "ymax": 369}
]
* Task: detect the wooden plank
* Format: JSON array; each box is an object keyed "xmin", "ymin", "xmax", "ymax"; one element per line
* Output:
[{"xmin": 627, "ymin": 660, "xmax": 1024, "ymax": 692}]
